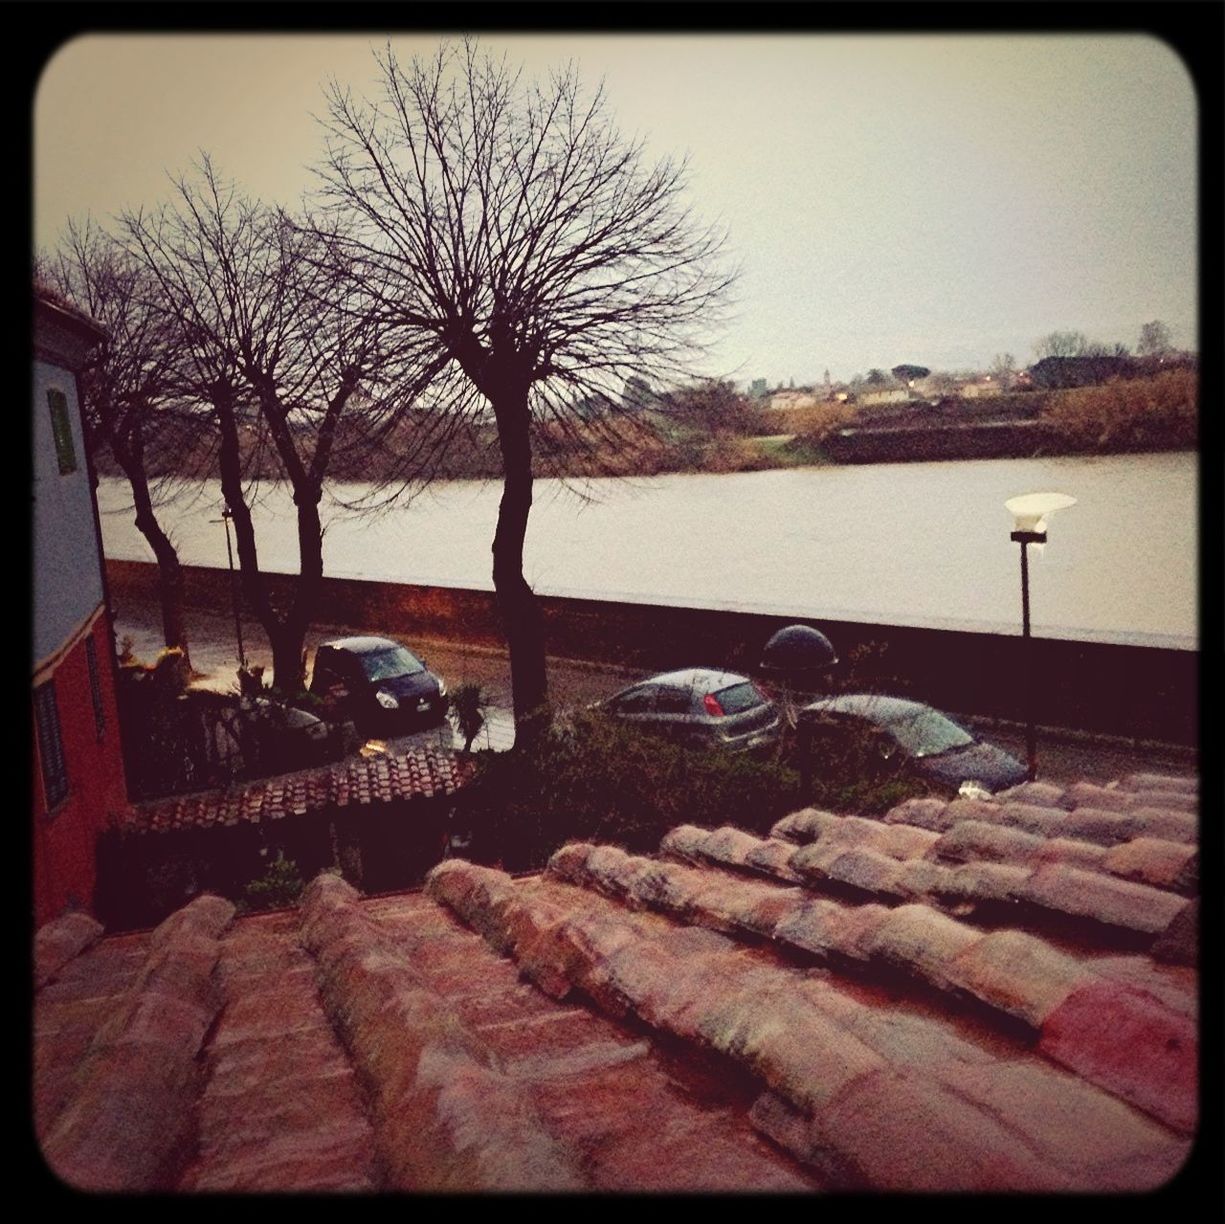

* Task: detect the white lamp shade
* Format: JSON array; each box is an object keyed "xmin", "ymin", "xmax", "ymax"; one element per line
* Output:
[{"xmin": 1005, "ymin": 492, "xmax": 1077, "ymax": 533}]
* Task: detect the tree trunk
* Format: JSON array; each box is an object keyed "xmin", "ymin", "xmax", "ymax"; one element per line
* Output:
[
  {"xmin": 212, "ymin": 389, "xmax": 328, "ymax": 696},
  {"xmin": 267, "ymin": 622, "xmax": 307, "ymax": 698},
  {"xmin": 117, "ymin": 447, "xmax": 191, "ymax": 669},
  {"xmin": 213, "ymin": 388, "xmax": 291, "ymax": 689},
  {"xmin": 276, "ymin": 487, "xmax": 326, "ymax": 695},
  {"xmin": 490, "ymin": 389, "xmax": 549, "ymax": 750}
]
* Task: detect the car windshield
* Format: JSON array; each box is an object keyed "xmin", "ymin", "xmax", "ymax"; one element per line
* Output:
[
  {"xmin": 713, "ymin": 681, "xmax": 764, "ymax": 715},
  {"xmin": 883, "ymin": 708, "xmax": 974, "ymax": 758},
  {"xmin": 359, "ymin": 646, "xmax": 424, "ymax": 683}
]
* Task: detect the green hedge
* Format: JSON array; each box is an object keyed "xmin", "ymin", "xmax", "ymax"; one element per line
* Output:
[{"xmin": 458, "ymin": 713, "xmax": 931, "ymax": 871}]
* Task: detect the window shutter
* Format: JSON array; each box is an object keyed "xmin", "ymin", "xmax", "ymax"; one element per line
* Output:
[
  {"xmin": 47, "ymin": 389, "xmax": 78, "ymax": 475},
  {"xmin": 86, "ymin": 636, "xmax": 106, "ymax": 738},
  {"xmin": 34, "ymin": 682, "xmax": 70, "ymax": 809}
]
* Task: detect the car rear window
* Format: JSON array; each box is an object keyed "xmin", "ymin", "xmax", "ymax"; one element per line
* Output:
[{"xmin": 713, "ymin": 682, "xmax": 765, "ymax": 715}]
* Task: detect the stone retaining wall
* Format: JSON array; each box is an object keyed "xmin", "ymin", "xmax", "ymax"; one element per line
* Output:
[{"xmin": 106, "ymin": 559, "xmax": 1198, "ymax": 745}]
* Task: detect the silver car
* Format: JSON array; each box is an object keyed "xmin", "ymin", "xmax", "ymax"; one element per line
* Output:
[{"xmin": 598, "ymin": 668, "xmax": 781, "ymax": 753}]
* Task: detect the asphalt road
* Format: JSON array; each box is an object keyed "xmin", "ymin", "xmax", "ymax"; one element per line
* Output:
[{"xmin": 110, "ymin": 595, "xmax": 1198, "ymax": 787}]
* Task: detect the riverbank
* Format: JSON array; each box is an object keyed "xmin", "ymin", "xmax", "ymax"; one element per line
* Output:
[{"xmin": 94, "ymin": 370, "xmax": 1195, "ymax": 482}]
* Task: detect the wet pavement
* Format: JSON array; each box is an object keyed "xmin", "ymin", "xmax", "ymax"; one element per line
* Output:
[{"xmin": 109, "ymin": 594, "xmax": 1196, "ymax": 785}]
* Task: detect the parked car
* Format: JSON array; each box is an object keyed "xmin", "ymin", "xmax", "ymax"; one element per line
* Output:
[
  {"xmin": 309, "ymin": 636, "xmax": 448, "ymax": 735},
  {"xmin": 798, "ymin": 694, "xmax": 1027, "ymax": 794},
  {"xmin": 246, "ymin": 697, "xmax": 340, "ymax": 771},
  {"xmin": 596, "ymin": 668, "xmax": 781, "ymax": 753}
]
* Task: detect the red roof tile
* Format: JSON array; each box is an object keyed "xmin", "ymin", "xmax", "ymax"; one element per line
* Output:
[
  {"xmin": 35, "ymin": 771, "xmax": 1199, "ymax": 1193},
  {"xmin": 125, "ymin": 745, "xmax": 474, "ymax": 834}
]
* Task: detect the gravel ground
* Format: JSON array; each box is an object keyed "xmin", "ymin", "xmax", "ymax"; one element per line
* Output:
[{"xmin": 110, "ymin": 593, "xmax": 1197, "ymax": 786}]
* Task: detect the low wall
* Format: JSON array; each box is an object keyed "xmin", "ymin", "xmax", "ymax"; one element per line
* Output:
[
  {"xmin": 822, "ymin": 422, "xmax": 1193, "ymax": 464},
  {"xmin": 824, "ymin": 421, "xmax": 1051, "ymax": 463},
  {"xmin": 106, "ymin": 559, "xmax": 1198, "ymax": 747}
]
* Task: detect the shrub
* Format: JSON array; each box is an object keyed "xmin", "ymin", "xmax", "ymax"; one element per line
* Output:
[
  {"xmin": 241, "ymin": 851, "xmax": 305, "ymax": 912},
  {"xmin": 792, "ymin": 401, "xmax": 857, "ymax": 446},
  {"xmin": 461, "ymin": 715, "xmax": 802, "ymax": 870},
  {"xmin": 765, "ymin": 400, "xmax": 856, "ymax": 438},
  {"xmin": 458, "ymin": 712, "xmax": 932, "ymax": 871},
  {"xmin": 449, "ymin": 682, "xmax": 488, "ymax": 753},
  {"xmin": 701, "ymin": 435, "xmax": 775, "ymax": 473},
  {"xmin": 1041, "ymin": 368, "xmax": 1197, "ymax": 450}
]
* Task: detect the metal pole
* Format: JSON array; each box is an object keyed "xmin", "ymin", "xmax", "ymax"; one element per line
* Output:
[
  {"xmin": 222, "ymin": 506, "xmax": 246, "ymax": 671},
  {"xmin": 1019, "ymin": 538, "xmax": 1036, "ymax": 780}
]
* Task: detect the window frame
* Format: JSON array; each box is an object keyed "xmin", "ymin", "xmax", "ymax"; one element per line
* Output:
[
  {"xmin": 34, "ymin": 681, "xmax": 70, "ymax": 811},
  {"xmin": 47, "ymin": 387, "xmax": 78, "ymax": 475},
  {"xmin": 653, "ymin": 686, "xmax": 694, "ymax": 715},
  {"xmin": 610, "ymin": 685, "xmax": 658, "ymax": 714}
]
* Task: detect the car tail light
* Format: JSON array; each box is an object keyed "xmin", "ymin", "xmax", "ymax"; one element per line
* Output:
[{"xmin": 703, "ymin": 693, "xmax": 725, "ymax": 717}]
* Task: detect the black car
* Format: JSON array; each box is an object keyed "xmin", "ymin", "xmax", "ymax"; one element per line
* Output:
[
  {"xmin": 597, "ymin": 668, "xmax": 781, "ymax": 753},
  {"xmin": 798, "ymin": 694, "xmax": 1027, "ymax": 794},
  {"xmin": 309, "ymin": 636, "xmax": 448, "ymax": 735}
]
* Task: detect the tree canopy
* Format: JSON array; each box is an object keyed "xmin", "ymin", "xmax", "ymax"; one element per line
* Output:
[
  {"xmin": 1137, "ymin": 320, "xmax": 1173, "ymax": 357},
  {"xmin": 314, "ymin": 40, "xmax": 734, "ymax": 740}
]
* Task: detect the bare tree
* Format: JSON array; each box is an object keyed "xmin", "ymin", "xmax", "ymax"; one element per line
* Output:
[
  {"xmin": 315, "ymin": 40, "xmax": 733, "ymax": 745},
  {"xmin": 43, "ymin": 219, "xmax": 199, "ymax": 664},
  {"xmin": 990, "ymin": 352, "xmax": 1017, "ymax": 390},
  {"xmin": 657, "ymin": 379, "xmax": 757, "ymax": 436},
  {"xmin": 1137, "ymin": 320, "xmax": 1172, "ymax": 358},
  {"xmin": 124, "ymin": 159, "xmax": 430, "ymax": 691},
  {"xmin": 1033, "ymin": 330, "xmax": 1090, "ymax": 360}
]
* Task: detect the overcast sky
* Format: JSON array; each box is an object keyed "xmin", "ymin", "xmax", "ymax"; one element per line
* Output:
[{"xmin": 34, "ymin": 32, "xmax": 1197, "ymax": 387}]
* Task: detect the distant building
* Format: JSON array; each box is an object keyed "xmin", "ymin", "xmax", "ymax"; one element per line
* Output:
[
  {"xmin": 767, "ymin": 389, "xmax": 821, "ymax": 411},
  {"xmin": 33, "ymin": 287, "xmax": 128, "ymax": 925},
  {"xmin": 961, "ymin": 379, "xmax": 1003, "ymax": 399},
  {"xmin": 858, "ymin": 387, "xmax": 911, "ymax": 407},
  {"xmin": 749, "ymin": 378, "xmax": 768, "ymax": 399}
]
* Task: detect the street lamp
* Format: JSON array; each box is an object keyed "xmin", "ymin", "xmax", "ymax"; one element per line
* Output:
[
  {"xmin": 1004, "ymin": 492, "xmax": 1076, "ymax": 780},
  {"xmin": 209, "ymin": 503, "xmax": 247, "ymax": 672}
]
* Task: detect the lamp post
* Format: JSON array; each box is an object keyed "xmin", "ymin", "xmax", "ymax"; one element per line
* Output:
[
  {"xmin": 209, "ymin": 503, "xmax": 247, "ymax": 672},
  {"xmin": 759, "ymin": 624, "xmax": 838, "ymax": 801},
  {"xmin": 1004, "ymin": 492, "xmax": 1076, "ymax": 780}
]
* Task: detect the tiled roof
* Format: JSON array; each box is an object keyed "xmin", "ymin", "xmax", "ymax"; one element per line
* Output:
[
  {"xmin": 34, "ymin": 282, "xmax": 108, "ymax": 340},
  {"xmin": 124, "ymin": 745, "xmax": 474, "ymax": 834},
  {"xmin": 35, "ymin": 770, "xmax": 1198, "ymax": 1193}
]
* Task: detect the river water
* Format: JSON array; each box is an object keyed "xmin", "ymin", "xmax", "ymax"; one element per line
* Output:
[{"xmin": 96, "ymin": 451, "xmax": 1197, "ymax": 651}]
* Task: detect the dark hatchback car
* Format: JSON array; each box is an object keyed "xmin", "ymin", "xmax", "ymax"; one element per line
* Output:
[
  {"xmin": 799, "ymin": 694, "xmax": 1027, "ymax": 795},
  {"xmin": 309, "ymin": 636, "xmax": 448, "ymax": 736},
  {"xmin": 597, "ymin": 668, "xmax": 781, "ymax": 753}
]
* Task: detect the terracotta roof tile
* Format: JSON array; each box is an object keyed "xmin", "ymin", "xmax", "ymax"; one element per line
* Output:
[
  {"xmin": 35, "ymin": 912, "xmax": 104, "ymax": 989},
  {"xmin": 36, "ymin": 769, "xmax": 1198, "ymax": 1193},
  {"xmin": 1119, "ymin": 772, "xmax": 1197, "ymax": 795},
  {"xmin": 127, "ymin": 745, "xmax": 473, "ymax": 834},
  {"xmin": 38, "ymin": 896, "xmax": 236, "ymax": 1191}
]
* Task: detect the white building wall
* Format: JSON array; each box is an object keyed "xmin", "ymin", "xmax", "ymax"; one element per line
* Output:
[{"xmin": 33, "ymin": 358, "xmax": 104, "ymax": 666}]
